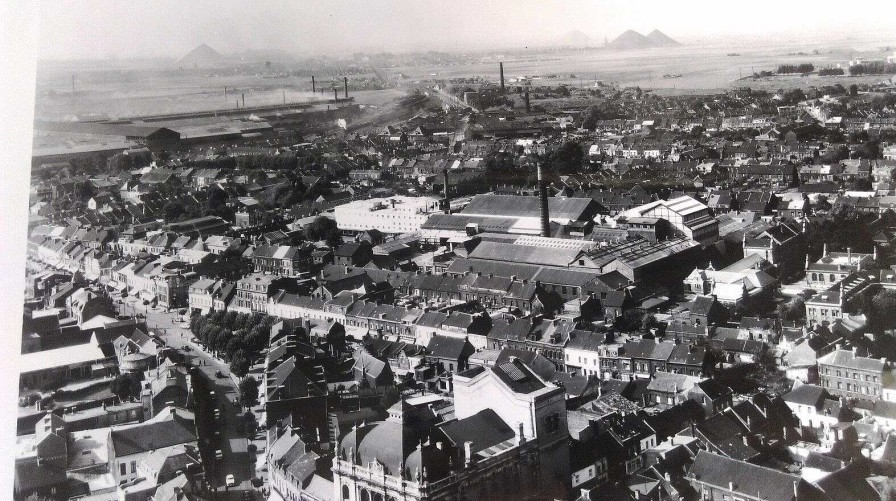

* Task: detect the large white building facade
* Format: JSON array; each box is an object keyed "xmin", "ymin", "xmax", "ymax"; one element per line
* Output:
[{"xmin": 334, "ymin": 196, "xmax": 442, "ymax": 234}]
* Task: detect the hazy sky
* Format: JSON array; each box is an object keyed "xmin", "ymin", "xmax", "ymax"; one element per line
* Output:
[{"xmin": 37, "ymin": 0, "xmax": 896, "ymax": 60}]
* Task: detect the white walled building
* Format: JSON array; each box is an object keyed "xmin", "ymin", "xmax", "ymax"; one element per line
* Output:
[
  {"xmin": 334, "ymin": 196, "xmax": 441, "ymax": 234},
  {"xmin": 619, "ymin": 195, "xmax": 719, "ymax": 244},
  {"xmin": 453, "ymin": 358, "xmax": 570, "ymax": 492}
]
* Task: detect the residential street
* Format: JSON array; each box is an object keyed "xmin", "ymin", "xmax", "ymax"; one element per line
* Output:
[{"xmin": 115, "ymin": 297, "xmax": 264, "ymax": 497}]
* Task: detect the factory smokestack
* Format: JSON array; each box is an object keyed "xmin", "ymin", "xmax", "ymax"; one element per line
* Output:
[
  {"xmin": 538, "ymin": 163, "xmax": 550, "ymax": 237},
  {"xmin": 443, "ymin": 169, "xmax": 451, "ymax": 214},
  {"xmin": 224, "ymin": 86, "xmax": 227, "ymax": 101},
  {"xmin": 242, "ymin": 93, "xmax": 245, "ymax": 108},
  {"xmin": 499, "ymin": 62, "xmax": 505, "ymax": 92},
  {"xmin": 334, "ymin": 88, "xmax": 338, "ymax": 101},
  {"xmin": 525, "ymin": 89, "xmax": 530, "ymax": 113},
  {"xmin": 344, "ymin": 77, "xmax": 348, "ymax": 98},
  {"xmin": 312, "ymin": 76, "xmax": 316, "ymax": 93}
]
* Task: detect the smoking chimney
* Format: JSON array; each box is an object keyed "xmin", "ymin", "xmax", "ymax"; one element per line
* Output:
[
  {"xmin": 312, "ymin": 76, "xmax": 316, "ymax": 93},
  {"xmin": 500, "ymin": 62, "xmax": 505, "ymax": 92},
  {"xmin": 443, "ymin": 169, "xmax": 451, "ymax": 214},
  {"xmin": 334, "ymin": 88, "xmax": 338, "ymax": 101},
  {"xmin": 224, "ymin": 86, "xmax": 227, "ymax": 101},
  {"xmin": 241, "ymin": 93, "xmax": 245, "ymax": 108},
  {"xmin": 525, "ymin": 89, "xmax": 531, "ymax": 113},
  {"xmin": 538, "ymin": 163, "xmax": 550, "ymax": 237},
  {"xmin": 344, "ymin": 77, "xmax": 348, "ymax": 98}
]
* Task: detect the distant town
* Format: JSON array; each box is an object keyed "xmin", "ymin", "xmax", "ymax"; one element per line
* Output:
[{"xmin": 15, "ymin": 37, "xmax": 896, "ymax": 501}]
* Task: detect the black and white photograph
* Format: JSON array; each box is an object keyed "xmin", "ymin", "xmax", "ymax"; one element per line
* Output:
[{"xmin": 5, "ymin": 1, "xmax": 896, "ymax": 499}]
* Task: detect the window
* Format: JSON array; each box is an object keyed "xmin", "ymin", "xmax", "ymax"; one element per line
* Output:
[
  {"xmin": 120, "ymin": 463, "xmax": 127, "ymax": 476},
  {"xmin": 131, "ymin": 461, "xmax": 137, "ymax": 473},
  {"xmin": 545, "ymin": 413, "xmax": 561, "ymax": 433}
]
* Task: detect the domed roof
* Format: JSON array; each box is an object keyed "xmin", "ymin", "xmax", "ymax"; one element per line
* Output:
[{"xmin": 339, "ymin": 420, "xmax": 450, "ymax": 482}]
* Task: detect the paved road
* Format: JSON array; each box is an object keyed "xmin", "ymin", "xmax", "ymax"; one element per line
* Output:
[
  {"xmin": 29, "ymin": 258, "xmax": 266, "ymax": 496},
  {"xmin": 113, "ymin": 297, "xmax": 263, "ymax": 496}
]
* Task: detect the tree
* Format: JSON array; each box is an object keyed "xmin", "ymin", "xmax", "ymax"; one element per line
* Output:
[
  {"xmin": 225, "ymin": 336, "xmax": 246, "ymax": 360},
  {"xmin": 641, "ymin": 313, "xmax": 659, "ymax": 333},
  {"xmin": 542, "ymin": 141, "xmax": 584, "ymax": 174},
  {"xmin": 305, "ymin": 216, "xmax": 338, "ymax": 241},
  {"xmin": 238, "ymin": 376, "xmax": 259, "ymax": 407},
  {"xmin": 204, "ymin": 185, "xmax": 233, "ymax": 220},
  {"xmin": 110, "ymin": 373, "xmax": 140, "ymax": 402},
  {"xmin": 163, "ymin": 202, "xmax": 185, "ymax": 222},
  {"xmin": 230, "ymin": 350, "xmax": 252, "ymax": 378},
  {"xmin": 776, "ymin": 297, "xmax": 805, "ymax": 322},
  {"xmin": 851, "ymin": 178, "xmax": 873, "ymax": 191},
  {"xmin": 582, "ymin": 106, "xmax": 603, "ymax": 130},
  {"xmin": 821, "ymin": 145, "xmax": 850, "ymax": 163},
  {"xmin": 866, "ymin": 289, "xmax": 896, "ymax": 331},
  {"xmin": 849, "ymin": 84, "xmax": 858, "ymax": 96},
  {"xmin": 107, "ymin": 152, "xmax": 133, "ymax": 174},
  {"xmin": 74, "ymin": 181, "xmax": 95, "ymax": 202},
  {"xmin": 325, "ymin": 228, "xmax": 344, "ymax": 248},
  {"xmin": 855, "ymin": 140, "xmax": 880, "ymax": 160}
]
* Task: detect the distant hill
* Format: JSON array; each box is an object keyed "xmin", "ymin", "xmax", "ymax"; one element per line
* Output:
[
  {"xmin": 609, "ymin": 30, "xmax": 653, "ymax": 50},
  {"xmin": 176, "ymin": 44, "xmax": 223, "ymax": 68},
  {"xmin": 559, "ymin": 30, "xmax": 591, "ymax": 47},
  {"xmin": 646, "ymin": 29, "xmax": 681, "ymax": 47},
  {"xmin": 609, "ymin": 29, "xmax": 681, "ymax": 50}
]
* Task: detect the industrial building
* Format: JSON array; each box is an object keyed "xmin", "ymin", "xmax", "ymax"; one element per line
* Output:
[{"xmin": 333, "ymin": 196, "xmax": 442, "ymax": 234}]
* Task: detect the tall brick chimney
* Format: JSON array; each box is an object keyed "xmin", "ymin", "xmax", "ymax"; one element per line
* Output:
[
  {"xmin": 500, "ymin": 62, "xmax": 505, "ymax": 93},
  {"xmin": 443, "ymin": 169, "xmax": 451, "ymax": 214},
  {"xmin": 538, "ymin": 163, "xmax": 550, "ymax": 237}
]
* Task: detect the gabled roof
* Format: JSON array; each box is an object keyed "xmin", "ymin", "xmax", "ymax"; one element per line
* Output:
[
  {"xmin": 783, "ymin": 384, "xmax": 828, "ymax": 408},
  {"xmin": 110, "ymin": 411, "xmax": 196, "ymax": 457},
  {"xmin": 491, "ymin": 357, "xmax": 548, "ymax": 394},
  {"xmin": 426, "ymin": 335, "xmax": 473, "ymax": 361},
  {"xmin": 817, "ymin": 349, "xmax": 887, "ymax": 373},
  {"xmin": 437, "ymin": 409, "xmax": 515, "ymax": 454},
  {"xmin": 687, "ymin": 450, "xmax": 814, "ymax": 500}
]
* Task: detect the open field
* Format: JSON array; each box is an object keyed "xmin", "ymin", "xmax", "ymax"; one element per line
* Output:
[
  {"xmin": 33, "ymin": 35, "xmax": 896, "ymax": 120},
  {"xmin": 393, "ymin": 39, "xmax": 896, "ymax": 92},
  {"xmin": 34, "ymin": 70, "xmax": 388, "ymax": 120}
]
